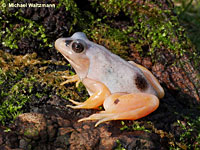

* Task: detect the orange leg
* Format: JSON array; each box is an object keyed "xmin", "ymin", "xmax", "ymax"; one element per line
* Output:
[
  {"xmin": 78, "ymin": 93, "xmax": 159, "ymax": 126},
  {"xmin": 67, "ymin": 78, "xmax": 111, "ymax": 109}
]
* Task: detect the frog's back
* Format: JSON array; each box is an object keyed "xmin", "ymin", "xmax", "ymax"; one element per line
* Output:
[{"xmin": 85, "ymin": 41, "xmax": 157, "ymax": 96}]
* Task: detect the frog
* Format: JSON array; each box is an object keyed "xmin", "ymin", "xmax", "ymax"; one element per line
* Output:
[{"xmin": 55, "ymin": 32, "xmax": 164, "ymax": 127}]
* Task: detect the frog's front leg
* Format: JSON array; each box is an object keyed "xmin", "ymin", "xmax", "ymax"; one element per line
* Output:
[
  {"xmin": 78, "ymin": 93, "xmax": 159, "ymax": 127},
  {"xmin": 60, "ymin": 74, "xmax": 81, "ymax": 87},
  {"xmin": 67, "ymin": 78, "xmax": 111, "ymax": 109}
]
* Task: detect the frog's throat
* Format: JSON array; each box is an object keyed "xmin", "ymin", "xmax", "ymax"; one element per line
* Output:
[{"xmin": 63, "ymin": 55, "xmax": 89, "ymax": 80}]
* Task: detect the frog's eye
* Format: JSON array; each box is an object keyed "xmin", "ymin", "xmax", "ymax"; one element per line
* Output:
[{"xmin": 71, "ymin": 39, "xmax": 86, "ymax": 53}]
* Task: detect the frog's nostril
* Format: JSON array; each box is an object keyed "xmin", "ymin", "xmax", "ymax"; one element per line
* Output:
[{"xmin": 65, "ymin": 40, "xmax": 73, "ymax": 47}]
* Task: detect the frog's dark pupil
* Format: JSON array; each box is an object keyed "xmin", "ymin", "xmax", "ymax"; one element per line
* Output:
[{"xmin": 72, "ymin": 41, "xmax": 84, "ymax": 53}]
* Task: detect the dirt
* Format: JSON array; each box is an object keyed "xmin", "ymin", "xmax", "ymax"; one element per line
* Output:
[{"xmin": 0, "ymin": 95, "xmax": 169, "ymax": 150}]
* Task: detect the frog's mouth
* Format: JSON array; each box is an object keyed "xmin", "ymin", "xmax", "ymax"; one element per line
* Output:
[
  {"xmin": 55, "ymin": 38, "xmax": 76, "ymax": 64},
  {"xmin": 55, "ymin": 38, "xmax": 71, "ymax": 58},
  {"xmin": 63, "ymin": 55, "xmax": 75, "ymax": 65}
]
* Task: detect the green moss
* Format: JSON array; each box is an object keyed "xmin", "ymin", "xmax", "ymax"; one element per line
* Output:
[
  {"xmin": 115, "ymin": 140, "xmax": 126, "ymax": 150},
  {"xmin": 173, "ymin": 0, "xmax": 200, "ymax": 51},
  {"xmin": 0, "ymin": 0, "xmax": 8, "ymax": 14},
  {"xmin": 0, "ymin": 0, "xmax": 82, "ymax": 51},
  {"xmin": 24, "ymin": 128, "xmax": 39, "ymax": 137},
  {"xmin": 176, "ymin": 117, "xmax": 200, "ymax": 149},
  {"xmin": 58, "ymin": 0, "xmax": 81, "ymax": 32},
  {"xmin": 88, "ymin": 0, "xmax": 199, "ymax": 70},
  {"xmin": 0, "ymin": 14, "xmax": 51, "ymax": 50},
  {"xmin": 0, "ymin": 50, "xmax": 84, "ymax": 125},
  {"xmin": 84, "ymin": 23, "xmax": 131, "ymax": 59},
  {"xmin": 120, "ymin": 121, "xmax": 151, "ymax": 133},
  {"xmin": 0, "ymin": 69, "xmax": 36, "ymax": 125},
  {"xmin": 58, "ymin": 0, "xmax": 91, "ymax": 33}
]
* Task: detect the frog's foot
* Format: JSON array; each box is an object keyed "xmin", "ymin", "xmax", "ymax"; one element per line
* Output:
[
  {"xmin": 78, "ymin": 93, "xmax": 159, "ymax": 127},
  {"xmin": 61, "ymin": 74, "xmax": 81, "ymax": 87},
  {"xmin": 66, "ymin": 78, "xmax": 111, "ymax": 109}
]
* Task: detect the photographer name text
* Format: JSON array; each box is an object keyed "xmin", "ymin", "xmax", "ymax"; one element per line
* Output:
[{"xmin": 9, "ymin": 3, "xmax": 56, "ymax": 8}]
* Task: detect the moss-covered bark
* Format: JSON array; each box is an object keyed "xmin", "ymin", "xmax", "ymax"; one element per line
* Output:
[
  {"xmin": 1, "ymin": 0, "xmax": 199, "ymax": 99},
  {"xmin": 0, "ymin": 0, "xmax": 200, "ymax": 149}
]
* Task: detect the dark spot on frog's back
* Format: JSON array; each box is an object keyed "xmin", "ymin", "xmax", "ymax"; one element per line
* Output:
[
  {"xmin": 135, "ymin": 73, "xmax": 148, "ymax": 91},
  {"xmin": 114, "ymin": 99, "xmax": 120, "ymax": 104}
]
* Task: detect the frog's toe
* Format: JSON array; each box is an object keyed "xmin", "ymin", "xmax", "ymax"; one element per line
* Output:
[
  {"xmin": 95, "ymin": 118, "xmax": 114, "ymax": 127},
  {"xmin": 61, "ymin": 74, "xmax": 81, "ymax": 87},
  {"xmin": 66, "ymin": 99, "xmax": 86, "ymax": 108},
  {"xmin": 78, "ymin": 112, "xmax": 107, "ymax": 121},
  {"xmin": 78, "ymin": 116, "xmax": 112, "ymax": 127},
  {"xmin": 78, "ymin": 113, "xmax": 123, "ymax": 127},
  {"xmin": 78, "ymin": 112, "xmax": 113, "ymax": 127},
  {"xmin": 66, "ymin": 104, "xmax": 85, "ymax": 109},
  {"xmin": 68, "ymin": 98, "xmax": 82, "ymax": 105},
  {"xmin": 75, "ymin": 80, "xmax": 81, "ymax": 87},
  {"xmin": 66, "ymin": 100, "xmax": 99, "ymax": 109},
  {"xmin": 78, "ymin": 108, "xmax": 146, "ymax": 127}
]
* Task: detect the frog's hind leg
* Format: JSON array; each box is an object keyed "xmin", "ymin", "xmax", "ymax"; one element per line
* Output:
[
  {"xmin": 67, "ymin": 78, "xmax": 111, "ymax": 109},
  {"xmin": 78, "ymin": 93, "xmax": 159, "ymax": 127}
]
